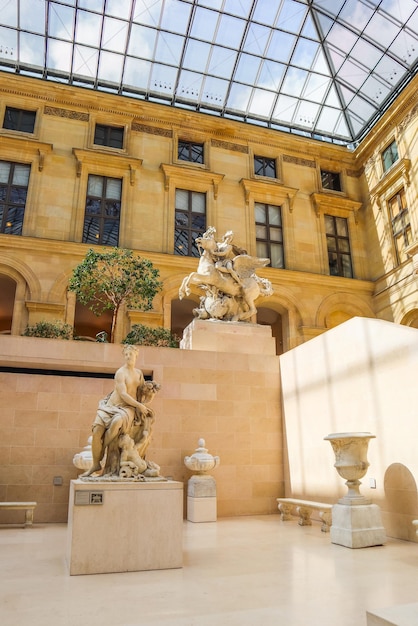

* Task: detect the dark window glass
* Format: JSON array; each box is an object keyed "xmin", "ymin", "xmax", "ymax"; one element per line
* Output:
[
  {"xmin": 321, "ymin": 169, "xmax": 342, "ymax": 192},
  {"xmin": 178, "ymin": 141, "xmax": 204, "ymax": 164},
  {"xmin": 388, "ymin": 188, "xmax": 411, "ymax": 265},
  {"xmin": 325, "ymin": 214, "xmax": 353, "ymax": 277},
  {"xmin": 0, "ymin": 161, "xmax": 30, "ymax": 235},
  {"xmin": 254, "ymin": 202, "xmax": 284, "ymax": 268},
  {"xmin": 382, "ymin": 140, "xmax": 399, "ymax": 172},
  {"xmin": 174, "ymin": 189, "xmax": 206, "ymax": 256},
  {"xmin": 3, "ymin": 107, "xmax": 36, "ymax": 133},
  {"xmin": 254, "ymin": 156, "xmax": 276, "ymax": 178},
  {"xmin": 94, "ymin": 124, "xmax": 124, "ymax": 149},
  {"xmin": 83, "ymin": 175, "xmax": 122, "ymax": 246}
]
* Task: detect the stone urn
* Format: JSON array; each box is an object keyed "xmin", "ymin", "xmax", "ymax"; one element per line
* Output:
[
  {"xmin": 73, "ymin": 436, "xmax": 93, "ymax": 473},
  {"xmin": 184, "ymin": 438, "xmax": 220, "ymax": 475},
  {"xmin": 324, "ymin": 432, "xmax": 375, "ymax": 505}
]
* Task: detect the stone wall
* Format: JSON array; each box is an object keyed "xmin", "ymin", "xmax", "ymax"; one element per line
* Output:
[
  {"xmin": 0, "ymin": 335, "xmax": 282, "ymax": 523},
  {"xmin": 280, "ymin": 316, "xmax": 418, "ymax": 542}
]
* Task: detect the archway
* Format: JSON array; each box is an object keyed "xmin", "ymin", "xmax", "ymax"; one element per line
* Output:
[
  {"xmin": 257, "ymin": 307, "xmax": 283, "ymax": 355},
  {"xmin": 73, "ymin": 302, "xmax": 112, "ymax": 341},
  {"xmin": 0, "ymin": 274, "xmax": 16, "ymax": 333},
  {"xmin": 171, "ymin": 297, "xmax": 198, "ymax": 338}
]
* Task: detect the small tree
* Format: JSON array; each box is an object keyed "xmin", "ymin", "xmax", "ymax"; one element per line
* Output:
[
  {"xmin": 123, "ymin": 323, "xmax": 180, "ymax": 348},
  {"xmin": 68, "ymin": 248, "xmax": 162, "ymax": 343}
]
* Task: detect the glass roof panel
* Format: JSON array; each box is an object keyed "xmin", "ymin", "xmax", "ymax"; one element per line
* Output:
[{"xmin": 0, "ymin": 0, "xmax": 417, "ymax": 144}]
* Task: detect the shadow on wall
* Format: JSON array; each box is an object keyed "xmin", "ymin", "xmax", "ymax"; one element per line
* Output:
[{"xmin": 384, "ymin": 463, "xmax": 418, "ymax": 541}]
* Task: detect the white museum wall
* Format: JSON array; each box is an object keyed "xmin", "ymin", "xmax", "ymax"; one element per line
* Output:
[{"xmin": 280, "ymin": 317, "xmax": 418, "ymax": 541}]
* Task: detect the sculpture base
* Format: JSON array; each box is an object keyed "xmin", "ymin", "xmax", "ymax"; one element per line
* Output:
[
  {"xmin": 180, "ymin": 319, "xmax": 276, "ymax": 354},
  {"xmin": 331, "ymin": 503, "xmax": 386, "ymax": 549},
  {"xmin": 187, "ymin": 475, "xmax": 217, "ymax": 522},
  {"xmin": 66, "ymin": 479, "xmax": 183, "ymax": 575}
]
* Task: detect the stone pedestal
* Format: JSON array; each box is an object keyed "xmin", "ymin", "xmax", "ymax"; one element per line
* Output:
[
  {"xmin": 331, "ymin": 503, "xmax": 386, "ymax": 548},
  {"xmin": 67, "ymin": 479, "xmax": 183, "ymax": 575},
  {"xmin": 180, "ymin": 319, "xmax": 276, "ymax": 354},
  {"xmin": 187, "ymin": 475, "xmax": 217, "ymax": 523}
]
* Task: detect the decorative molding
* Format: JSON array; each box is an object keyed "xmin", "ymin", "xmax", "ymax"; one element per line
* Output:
[
  {"xmin": 397, "ymin": 103, "xmax": 418, "ymax": 132},
  {"xmin": 310, "ymin": 192, "xmax": 362, "ymax": 223},
  {"xmin": 240, "ymin": 178, "xmax": 298, "ymax": 210},
  {"xmin": 44, "ymin": 105, "xmax": 89, "ymax": 121},
  {"xmin": 210, "ymin": 139, "xmax": 249, "ymax": 153},
  {"xmin": 346, "ymin": 168, "xmax": 363, "ymax": 178},
  {"xmin": 160, "ymin": 163, "xmax": 224, "ymax": 199},
  {"xmin": 72, "ymin": 148, "xmax": 142, "ymax": 184},
  {"xmin": 369, "ymin": 158, "xmax": 412, "ymax": 209},
  {"xmin": 283, "ymin": 154, "xmax": 316, "ymax": 168},
  {"xmin": 132, "ymin": 122, "xmax": 172, "ymax": 138}
]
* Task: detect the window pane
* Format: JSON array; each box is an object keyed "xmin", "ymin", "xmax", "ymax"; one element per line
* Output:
[
  {"xmin": 86, "ymin": 198, "xmax": 102, "ymax": 214},
  {"xmin": 255, "ymin": 203, "xmax": 266, "ymax": 223},
  {"xmin": 192, "ymin": 191, "xmax": 205, "ymax": 214},
  {"xmin": 321, "ymin": 170, "xmax": 341, "ymax": 191},
  {"xmin": 0, "ymin": 162, "xmax": 10, "ymax": 183},
  {"xmin": 176, "ymin": 189, "xmax": 189, "ymax": 211},
  {"xmin": 88, "ymin": 175, "xmax": 103, "ymax": 196},
  {"xmin": 255, "ymin": 202, "xmax": 283, "ymax": 268},
  {"xmin": 326, "ymin": 236, "xmax": 336, "ymax": 252},
  {"xmin": 270, "ymin": 244, "xmax": 284, "ymax": 268},
  {"xmin": 382, "ymin": 140, "xmax": 398, "ymax": 172},
  {"xmin": 12, "ymin": 164, "xmax": 30, "ymax": 185},
  {"xmin": 270, "ymin": 227, "xmax": 282, "ymax": 242},
  {"xmin": 83, "ymin": 217, "xmax": 100, "ymax": 243},
  {"xmin": 105, "ymin": 200, "xmax": 120, "ymax": 217},
  {"xmin": 106, "ymin": 178, "xmax": 122, "ymax": 200},
  {"xmin": 325, "ymin": 215, "xmax": 335, "ymax": 234},
  {"xmin": 336, "ymin": 217, "xmax": 348, "ymax": 236},
  {"xmin": 102, "ymin": 220, "xmax": 119, "ymax": 246},
  {"xmin": 174, "ymin": 189, "xmax": 206, "ymax": 256},
  {"xmin": 256, "ymin": 241, "xmax": 268, "ymax": 258},
  {"xmin": 191, "ymin": 214, "xmax": 205, "ymax": 229},
  {"xmin": 4, "ymin": 206, "xmax": 24, "ymax": 234},
  {"xmin": 268, "ymin": 205, "xmax": 281, "ymax": 225},
  {"xmin": 9, "ymin": 188, "xmax": 28, "ymax": 203},
  {"xmin": 341, "ymin": 255, "xmax": 353, "ymax": 278},
  {"xmin": 256, "ymin": 224, "xmax": 267, "ymax": 239},
  {"xmin": 175, "ymin": 211, "xmax": 189, "ymax": 227}
]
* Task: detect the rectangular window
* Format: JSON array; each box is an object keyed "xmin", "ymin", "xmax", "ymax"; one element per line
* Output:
[
  {"xmin": 382, "ymin": 140, "xmax": 399, "ymax": 172},
  {"xmin": 254, "ymin": 202, "xmax": 284, "ymax": 268},
  {"xmin": 325, "ymin": 215, "xmax": 353, "ymax": 278},
  {"xmin": 321, "ymin": 169, "xmax": 341, "ymax": 192},
  {"xmin": 178, "ymin": 140, "xmax": 204, "ymax": 164},
  {"xmin": 3, "ymin": 107, "xmax": 36, "ymax": 133},
  {"xmin": 94, "ymin": 124, "xmax": 124, "ymax": 149},
  {"xmin": 388, "ymin": 188, "xmax": 411, "ymax": 265},
  {"xmin": 174, "ymin": 189, "xmax": 206, "ymax": 256},
  {"xmin": 83, "ymin": 175, "xmax": 122, "ymax": 246},
  {"xmin": 254, "ymin": 156, "xmax": 276, "ymax": 178},
  {"xmin": 0, "ymin": 161, "xmax": 31, "ymax": 235}
]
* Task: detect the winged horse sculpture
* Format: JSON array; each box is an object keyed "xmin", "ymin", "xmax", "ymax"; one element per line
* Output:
[{"xmin": 179, "ymin": 227, "xmax": 273, "ymax": 322}]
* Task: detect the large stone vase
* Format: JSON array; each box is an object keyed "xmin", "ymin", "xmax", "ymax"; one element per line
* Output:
[
  {"xmin": 324, "ymin": 432, "xmax": 375, "ymax": 505},
  {"xmin": 324, "ymin": 432, "xmax": 385, "ymax": 548}
]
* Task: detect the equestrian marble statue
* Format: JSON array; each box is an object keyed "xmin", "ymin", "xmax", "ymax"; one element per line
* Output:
[{"xmin": 179, "ymin": 227, "xmax": 273, "ymax": 322}]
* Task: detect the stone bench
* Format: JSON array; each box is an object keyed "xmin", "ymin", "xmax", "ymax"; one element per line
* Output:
[
  {"xmin": 0, "ymin": 502, "xmax": 37, "ymax": 527},
  {"xmin": 277, "ymin": 498, "xmax": 332, "ymax": 532}
]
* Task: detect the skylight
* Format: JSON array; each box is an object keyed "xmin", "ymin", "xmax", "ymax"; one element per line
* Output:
[{"xmin": 0, "ymin": 0, "xmax": 417, "ymax": 144}]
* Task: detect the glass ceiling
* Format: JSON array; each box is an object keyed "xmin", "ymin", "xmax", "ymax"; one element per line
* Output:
[{"xmin": 0, "ymin": 0, "xmax": 417, "ymax": 145}]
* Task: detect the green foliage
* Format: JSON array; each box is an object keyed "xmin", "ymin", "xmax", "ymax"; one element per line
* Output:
[
  {"xmin": 123, "ymin": 324, "xmax": 179, "ymax": 348},
  {"xmin": 68, "ymin": 248, "xmax": 163, "ymax": 342},
  {"xmin": 23, "ymin": 320, "xmax": 73, "ymax": 340}
]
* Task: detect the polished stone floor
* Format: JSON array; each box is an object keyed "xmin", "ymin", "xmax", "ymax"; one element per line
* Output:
[{"xmin": 0, "ymin": 515, "xmax": 417, "ymax": 626}]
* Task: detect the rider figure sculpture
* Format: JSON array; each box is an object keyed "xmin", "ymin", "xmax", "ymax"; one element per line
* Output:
[{"xmin": 212, "ymin": 230, "xmax": 246, "ymax": 286}]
